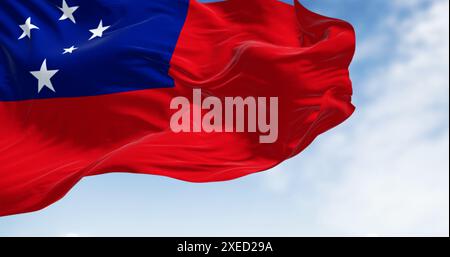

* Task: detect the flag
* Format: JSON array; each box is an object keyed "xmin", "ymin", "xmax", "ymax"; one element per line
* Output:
[{"xmin": 0, "ymin": 0, "xmax": 355, "ymax": 216}]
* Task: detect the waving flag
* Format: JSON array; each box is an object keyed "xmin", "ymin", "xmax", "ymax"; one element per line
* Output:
[{"xmin": 0, "ymin": 0, "xmax": 355, "ymax": 216}]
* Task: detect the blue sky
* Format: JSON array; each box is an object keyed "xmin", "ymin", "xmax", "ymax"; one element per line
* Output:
[{"xmin": 0, "ymin": 0, "xmax": 448, "ymax": 236}]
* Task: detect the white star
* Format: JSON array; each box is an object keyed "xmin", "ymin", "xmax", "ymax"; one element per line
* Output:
[
  {"xmin": 58, "ymin": 0, "xmax": 79, "ymax": 24},
  {"xmin": 63, "ymin": 45, "xmax": 78, "ymax": 54},
  {"xmin": 30, "ymin": 59, "xmax": 59, "ymax": 93},
  {"xmin": 89, "ymin": 20, "xmax": 110, "ymax": 40},
  {"xmin": 18, "ymin": 17, "xmax": 39, "ymax": 40}
]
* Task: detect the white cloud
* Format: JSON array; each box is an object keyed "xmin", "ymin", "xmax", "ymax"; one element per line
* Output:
[{"xmin": 260, "ymin": 164, "xmax": 291, "ymax": 194}]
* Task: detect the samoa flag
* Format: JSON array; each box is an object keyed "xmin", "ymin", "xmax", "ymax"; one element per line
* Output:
[{"xmin": 0, "ymin": 0, "xmax": 355, "ymax": 216}]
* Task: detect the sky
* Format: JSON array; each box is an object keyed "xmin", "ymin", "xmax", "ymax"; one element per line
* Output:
[{"xmin": 0, "ymin": 0, "xmax": 448, "ymax": 236}]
